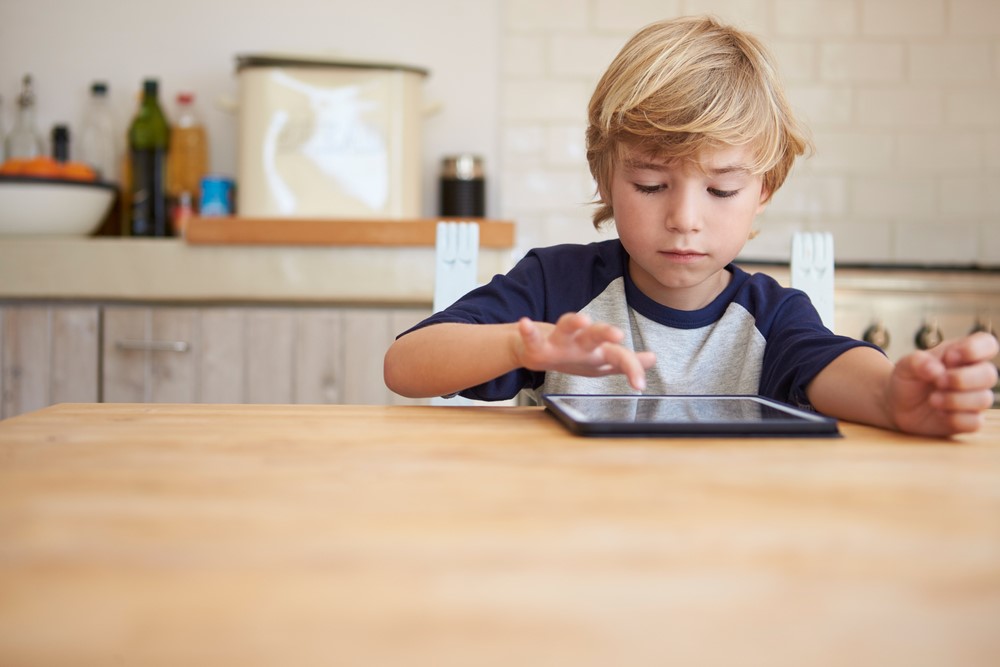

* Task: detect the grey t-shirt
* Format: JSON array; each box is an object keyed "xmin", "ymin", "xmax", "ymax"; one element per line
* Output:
[{"xmin": 400, "ymin": 239, "xmax": 877, "ymax": 408}]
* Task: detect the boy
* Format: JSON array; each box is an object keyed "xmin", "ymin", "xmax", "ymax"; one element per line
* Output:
[{"xmin": 384, "ymin": 16, "xmax": 998, "ymax": 436}]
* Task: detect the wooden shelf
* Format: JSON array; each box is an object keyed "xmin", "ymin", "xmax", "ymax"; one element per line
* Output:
[{"xmin": 184, "ymin": 217, "xmax": 516, "ymax": 248}]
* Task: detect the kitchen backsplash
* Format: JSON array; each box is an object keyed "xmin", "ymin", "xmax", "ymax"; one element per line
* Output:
[{"xmin": 498, "ymin": 0, "xmax": 1000, "ymax": 266}]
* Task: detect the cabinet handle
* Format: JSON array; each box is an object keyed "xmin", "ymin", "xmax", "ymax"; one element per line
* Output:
[{"xmin": 115, "ymin": 339, "xmax": 191, "ymax": 353}]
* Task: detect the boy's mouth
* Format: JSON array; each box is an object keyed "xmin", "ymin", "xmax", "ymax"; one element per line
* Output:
[{"xmin": 660, "ymin": 249, "xmax": 706, "ymax": 262}]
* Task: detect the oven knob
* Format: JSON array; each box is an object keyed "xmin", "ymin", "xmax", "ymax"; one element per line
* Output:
[
  {"xmin": 970, "ymin": 317, "xmax": 996, "ymax": 338},
  {"xmin": 863, "ymin": 321, "xmax": 890, "ymax": 350},
  {"xmin": 914, "ymin": 320, "xmax": 944, "ymax": 350}
]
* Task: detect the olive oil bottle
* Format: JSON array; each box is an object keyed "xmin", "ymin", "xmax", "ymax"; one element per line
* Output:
[{"xmin": 127, "ymin": 79, "xmax": 170, "ymax": 237}]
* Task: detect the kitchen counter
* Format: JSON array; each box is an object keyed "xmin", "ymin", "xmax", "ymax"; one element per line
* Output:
[
  {"xmin": 0, "ymin": 236, "xmax": 516, "ymax": 304},
  {"xmin": 1, "ymin": 402, "xmax": 998, "ymax": 666},
  {"xmin": 6, "ymin": 235, "xmax": 999, "ymax": 306}
]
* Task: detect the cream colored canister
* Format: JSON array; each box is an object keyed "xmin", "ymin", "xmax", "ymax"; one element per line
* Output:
[{"xmin": 235, "ymin": 54, "xmax": 428, "ymax": 219}]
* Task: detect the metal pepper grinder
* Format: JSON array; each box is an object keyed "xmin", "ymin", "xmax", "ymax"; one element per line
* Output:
[{"xmin": 439, "ymin": 154, "xmax": 485, "ymax": 218}]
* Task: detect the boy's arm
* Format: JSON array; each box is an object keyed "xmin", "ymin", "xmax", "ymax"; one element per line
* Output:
[
  {"xmin": 383, "ymin": 313, "xmax": 655, "ymax": 399},
  {"xmin": 384, "ymin": 321, "xmax": 524, "ymax": 399},
  {"xmin": 807, "ymin": 332, "xmax": 999, "ymax": 436}
]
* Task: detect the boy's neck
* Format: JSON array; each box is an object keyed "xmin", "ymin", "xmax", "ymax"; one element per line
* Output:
[{"xmin": 627, "ymin": 260, "xmax": 733, "ymax": 311}]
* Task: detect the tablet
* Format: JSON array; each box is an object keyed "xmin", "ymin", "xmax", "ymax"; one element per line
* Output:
[{"xmin": 542, "ymin": 394, "xmax": 840, "ymax": 438}]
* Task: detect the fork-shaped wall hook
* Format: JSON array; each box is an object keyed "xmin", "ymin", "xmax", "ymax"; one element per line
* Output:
[
  {"xmin": 434, "ymin": 221, "xmax": 480, "ymax": 313},
  {"xmin": 791, "ymin": 231, "xmax": 835, "ymax": 330}
]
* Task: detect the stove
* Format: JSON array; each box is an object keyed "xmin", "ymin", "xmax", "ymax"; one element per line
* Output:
[
  {"xmin": 833, "ymin": 267, "xmax": 998, "ymax": 357},
  {"xmin": 752, "ymin": 264, "xmax": 1000, "ymax": 407}
]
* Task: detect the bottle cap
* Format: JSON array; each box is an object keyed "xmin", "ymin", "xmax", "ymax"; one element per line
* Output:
[
  {"xmin": 142, "ymin": 79, "xmax": 159, "ymax": 96},
  {"xmin": 441, "ymin": 154, "xmax": 484, "ymax": 180},
  {"xmin": 91, "ymin": 81, "xmax": 108, "ymax": 96},
  {"xmin": 17, "ymin": 74, "xmax": 35, "ymax": 109}
]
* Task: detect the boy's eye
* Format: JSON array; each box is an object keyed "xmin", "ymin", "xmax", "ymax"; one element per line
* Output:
[{"xmin": 632, "ymin": 183, "xmax": 741, "ymax": 198}]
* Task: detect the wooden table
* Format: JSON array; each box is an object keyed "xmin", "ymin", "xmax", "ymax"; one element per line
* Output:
[{"xmin": 1, "ymin": 403, "xmax": 998, "ymax": 667}]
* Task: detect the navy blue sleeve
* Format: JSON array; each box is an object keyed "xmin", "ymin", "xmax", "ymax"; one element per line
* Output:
[
  {"xmin": 396, "ymin": 253, "xmax": 545, "ymax": 400},
  {"xmin": 407, "ymin": 253, "xmax": 549, "ymax": 329},
  {"xmin": 756, "ymin": 288, "xmax": 883, "ymax": 409},
  {"xmin": 396, "ymin": 241, "xmax": 627, "ymax": 401}
]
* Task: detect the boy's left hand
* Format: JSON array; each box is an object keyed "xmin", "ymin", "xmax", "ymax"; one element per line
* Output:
[{"xmin": 888, "ymin": 331, "xmax": 999, "ymax": 435}]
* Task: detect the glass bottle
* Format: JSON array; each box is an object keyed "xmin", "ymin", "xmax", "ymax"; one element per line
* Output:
[
  {"xmin": 127, "ymin": 78, "xmax": 170, "ymax": 237},
  {"xmin": 79, "ymin": 81, "xmax": 119, "ymax": 182},
  {"xmin": 166, "ymin": 91, "xmax": 209, "ymax": 228},
  {"xmin": 51, "ymin": 125, "xmax": 70, "ymax": 162},
  {"xmin": 4, "ymin": 75, "xmax": 45, "ymax": 160},
  {"xmin": 0, "ymin": 95, "xmax": 5, "ymax": 163}
]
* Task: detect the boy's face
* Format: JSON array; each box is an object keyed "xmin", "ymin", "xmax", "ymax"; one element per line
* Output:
[{"xmin": 608, "ymin": 143, "xmax": 769, "ymax": 310}]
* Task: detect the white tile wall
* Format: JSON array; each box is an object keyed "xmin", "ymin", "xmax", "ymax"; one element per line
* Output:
[
  {"xmin": 896, "ymin": 133, "xmax": 983, "ymax": 172},
  {"xmin": 894, "ymin": 222, "xmax": 980, "ymax": 264},
  {"xmin": 772, "ymin": 1, "xmax": 857, "ymax": 37},
  {"xmin": 593, "ymin": 0, "xmax": 684, "ymax": 32},
  {"xmin": 808, "ymin": 132, "xmax": 894, "ymax": 173},
  {"xmin": 988, "ymin": 133, "xmax": 1000, "ymax": 170},
  {"xmin": 951, "ymin": 0, "xmax": 1000, "ymax": 35},
  {"xmin": 861, "ymin": 0, "xmax": 945, "ymax": 36},
  {"xmin": 855, "ymin": 88, "xmax": 945, "ymax": 127},
  {"xmin": 785, "ymin": 85, "xmax": 854, "ymax": 125},
  {"xmin": 682, "ymin": 0, "xmax": 769, "ymax": 33},
  {"xmin": 982, "ymin": 220, "xmax": 1000, "ymax": 265},
  {"xmin": 505, "ymin": 0, "xmax": 589, "ymax": 31},
  {"xmin": 910, "ymin": 44, "xmax": 993, "ymax": 82},
  {"xmin": 501, "ymin": 81, "xmax": 592, "ymax": 121},
  {"xmin": 820, "ymin": 43, "xmax": 905, "ymax": 82},
  {"xmin": 497, "ymin": 0, "xmax": 1000, "ymax": 266}
]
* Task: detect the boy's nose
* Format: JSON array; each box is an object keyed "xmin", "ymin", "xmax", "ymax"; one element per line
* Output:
[{"xmin": 665, "ymin": 190, "xmax": 701, "ymax": 233}]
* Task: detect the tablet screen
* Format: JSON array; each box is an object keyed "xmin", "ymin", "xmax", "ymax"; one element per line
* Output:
[{"xmin": 542, "ymin": 394, "xmax": 840, "ymax": 437}]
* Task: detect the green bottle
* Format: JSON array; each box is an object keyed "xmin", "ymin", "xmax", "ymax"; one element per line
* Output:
[{"xmin": 128, "ymin": 79, "xmax": 170, "ymax": 237}]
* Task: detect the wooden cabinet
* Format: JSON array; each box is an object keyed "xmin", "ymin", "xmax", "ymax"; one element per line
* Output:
[
  {"xmin": 1, "ymin": 303, "xmax": 430, "ymax": 418},
  {"xmin": 102, "ymin": 305, "xmax": 430, "ymax": 407},
  {"xmin": 0, "ymin": 304, "xmax": 100, "ymax": 419}
]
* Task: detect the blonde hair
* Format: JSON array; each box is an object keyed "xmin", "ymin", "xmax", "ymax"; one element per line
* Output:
[{"xmin": 586, "ymin": 15, "xmax": 811, "ymax": 228}]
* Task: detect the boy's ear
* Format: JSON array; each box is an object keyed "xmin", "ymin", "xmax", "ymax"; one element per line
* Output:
[{"xmin": 755, "ymin": 185, "xmax": 772, "ymax": 215}]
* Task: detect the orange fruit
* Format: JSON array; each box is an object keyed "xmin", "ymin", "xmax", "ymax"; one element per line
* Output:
[
  {"xmin": 60, "ymin": 161, "xmax": 97, "ymax": 182},
  {"xmin": 21, "ymin": 156, "xmax": 61, "ymax": 178},
  {"xmin": 0, "ymin": 158, "xmax": 30, "ymax": 175}
]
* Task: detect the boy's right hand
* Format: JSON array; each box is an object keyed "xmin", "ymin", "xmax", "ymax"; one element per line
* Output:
[{"xmin": 514, "ymin": 313, "xmax": 656, "ymax": 391}]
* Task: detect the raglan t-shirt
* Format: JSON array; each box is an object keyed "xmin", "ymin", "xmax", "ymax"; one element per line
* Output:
[{"xmin": 400, "ymin": 239, "xmax": 879, "ymax": 406}]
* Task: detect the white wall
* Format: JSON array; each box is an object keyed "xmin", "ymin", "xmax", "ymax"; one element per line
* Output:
[
  {"xmin": 499, "ymin": 0, "xmax": 1000, "ymax": 266},
  {"xmin": 3, "ymin": 0, "xmax": 999, "ymax": 267},
  {"xmin": 0, "ymin": 0, "xmax": 501, "ymax": 220}
]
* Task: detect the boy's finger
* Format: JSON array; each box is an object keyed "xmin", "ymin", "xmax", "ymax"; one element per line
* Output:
[
  {"xmin": 937, "ymin": 360, "xmax": 999, "ymax": 391},
  {"xmin": 942, "ymin": 332, "xmax": 1000, "ymax": 367},
  {"xmin": 578, "ymin": 321, "xmax": 625, "ymax": 349},
  {"xmin": 601, "ymin": 344, "xmax": 647, "ymax": 391},
  {"xmin": 636, "ymin": 351, "xmax": 657, "ymax": 369},
  {"xmin": 895, "ymin": 350, "xmax": 944, "ymax": 384},
  {"xmin": 549, "ymin": 313, "xmax": 590, "ymax": 344},
  {"xmin": 555, "ymin": 312, "xmax": 590, "ymax": 331},
  {"xmin": 936, "ymin": 411, "xmax": 986, "ymax": 434},
  {"xmin": 929, "ymin": 388, "xmax": 995, "ymax": 412}
]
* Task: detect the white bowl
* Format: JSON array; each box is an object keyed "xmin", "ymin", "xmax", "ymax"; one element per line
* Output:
[{"xmin": 0, "ymin": 176, "xmax": 117, "ymax": 236}]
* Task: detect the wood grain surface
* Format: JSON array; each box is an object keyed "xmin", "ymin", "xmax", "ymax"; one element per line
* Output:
[
  {"xmin": 184, "ymin": 217, "xmax": 516, "ymax": 248},
  {"xmin": 1, "ymin": 403, "xmax": 998, "ymax": 667}
]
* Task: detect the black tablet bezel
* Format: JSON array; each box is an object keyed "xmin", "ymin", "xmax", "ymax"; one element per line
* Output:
[{"xmin": 542, "ymin": 394, "xmax": 841, "ymax": 438}]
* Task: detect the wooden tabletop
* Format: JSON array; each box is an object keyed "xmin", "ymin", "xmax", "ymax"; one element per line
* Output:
[{"xmin": 1, "ymin": 403, "xmax": 998, "ymax": 667}]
